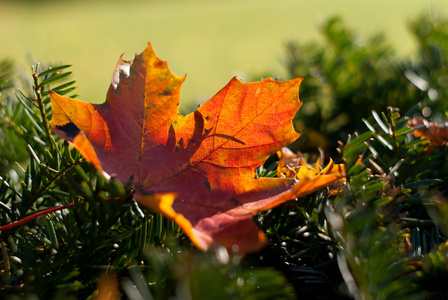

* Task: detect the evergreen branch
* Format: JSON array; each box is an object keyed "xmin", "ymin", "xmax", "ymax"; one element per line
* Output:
[
  {"xmin": 32, "ymin": 70, "xmax": 56, "ymax": 152},
  {"xmin": 0, "ymin": 176, "xmax": 22, "ymax": 200},
  {"xmin": 34, "ymin": 158, "xmax": 83, "ymax": 200},
  {"xmin": 1, "ymin": 240, "xmax": 10, "ymax": 279},
  {"xmin": 0, "ymin": 114, "xmax": 25, "ymax": 137}
]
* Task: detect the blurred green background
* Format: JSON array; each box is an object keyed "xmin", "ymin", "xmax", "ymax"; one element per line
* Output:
[{"xmin": 1, "ymin": 0, "xmax": 447, "ymax": 111}]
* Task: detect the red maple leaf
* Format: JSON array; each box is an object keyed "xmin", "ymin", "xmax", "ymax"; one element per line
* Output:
[{"xmin": 50, "ymin": 43, "xmax": 342, "ymax": 254}]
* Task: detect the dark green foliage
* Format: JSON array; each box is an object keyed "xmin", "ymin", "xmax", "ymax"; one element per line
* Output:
[
  {"xmin": 117, "ymin": 244, "xmax": 295, "ymax": 299},
  {"xmin": 331, "ymin": 108, "xmax": 432, "ymax": 300},
  {"xmin": 0, "ymin": 59, "xmax": 33, "ymax": 176},
  {"xmin": 1, "ymin": 12, "xmax": 448, "ymax": 300},
  {"xmin": 278, "ymin": 15, "xmax": 448, "ymax": 153},
  {"xmin": 254, "ymin": 106, "xmax": 448, "ymax": 299},
  {"xmin": 407, "ymin": 13, "xmax": 448, "ymax": 118},
  {"xmin": 248, "ymin": 13, "xmax": 448, "ymax": 299}
]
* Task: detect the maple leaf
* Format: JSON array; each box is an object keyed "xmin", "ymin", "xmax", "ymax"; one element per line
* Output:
[
  {"xmin": 277, "ymin": 147, "xmax": 346, "ymax": 196},
  {"xmin": 50, "ymin": 43, "xmax": 343, "ymax": 254},
  {"xmin": 408, "ymin": 116, "xmax": 448, "ymax": 152}
]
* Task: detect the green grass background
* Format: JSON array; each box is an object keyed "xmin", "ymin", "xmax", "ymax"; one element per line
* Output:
[{"xmin": 1, "ymin": 0, "xmax": 447, "ymax": 112}]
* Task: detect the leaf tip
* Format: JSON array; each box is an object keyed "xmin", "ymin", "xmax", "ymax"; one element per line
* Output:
[
  {"xmin": 137, "ymin": 193, "xmax": 208, "ymax": 250},
  {"xmin": 73, "ymin": 132, "xmax": 104, "ymax": 171}
]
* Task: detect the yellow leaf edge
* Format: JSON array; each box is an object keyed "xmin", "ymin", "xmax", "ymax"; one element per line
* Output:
[
  {"xmin": 137, "ymin": 193, "xmax": 209, "ymax": 251},
  {"xmin": 49, "ymin": 91, "xmax": 104, "ymax": 173}
]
